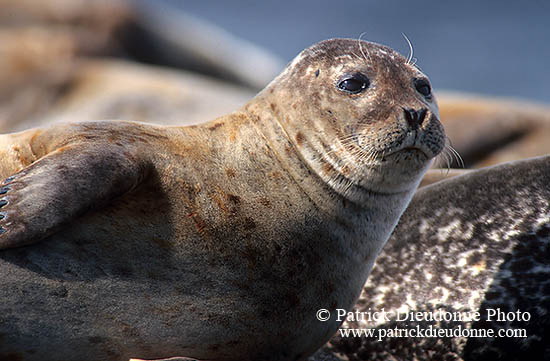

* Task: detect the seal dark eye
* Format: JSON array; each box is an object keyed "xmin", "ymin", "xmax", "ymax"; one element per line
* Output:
[
  {"xmin": 414, "ymin": 78, "xmax": 432, "ymax": 98},
  {"xmin": 338, "ymin": 73, "xmax": 370, "ymax": 94}
]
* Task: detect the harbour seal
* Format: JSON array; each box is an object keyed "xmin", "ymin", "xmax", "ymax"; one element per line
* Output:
[
  {"xmin": 0, "ymin": 38, "xmax": 445, "ymax": 361},
  {"xmin": 322, "ymin": 155, "xmax": 550, "ymax": 361}
]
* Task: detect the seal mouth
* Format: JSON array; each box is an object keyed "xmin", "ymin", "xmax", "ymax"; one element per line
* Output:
[
  {"xmin": 403, "ymin": 146, "xmax": 427, "ymax": 155},
  {"xmin": 386, "ymin": 146, "xmax": 430, "ymax": 160}
]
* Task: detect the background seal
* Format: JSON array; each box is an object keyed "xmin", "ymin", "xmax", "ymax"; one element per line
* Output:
[{"xmin": 323, "ymin": 155, "xmax": 550, "ymax": 361}]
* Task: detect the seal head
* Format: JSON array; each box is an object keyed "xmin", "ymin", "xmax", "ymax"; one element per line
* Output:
[{"xmin": 250, "ymin": 38, "xmax": 445, "ymax": 204}]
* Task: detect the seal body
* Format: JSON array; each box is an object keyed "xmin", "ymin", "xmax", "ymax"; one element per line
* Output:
[{"xmin": 0, "ymin": 39, "xmax": 445, "ymax": 361}]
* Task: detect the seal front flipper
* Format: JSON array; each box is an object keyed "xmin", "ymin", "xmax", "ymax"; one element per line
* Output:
[{"xmin": 0, "ymin": 143, "xmax": 149, "ymax": 250}]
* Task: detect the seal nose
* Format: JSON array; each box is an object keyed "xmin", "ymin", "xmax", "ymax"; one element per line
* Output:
[{"xmin": 403, "ymin": 108, "xmax": 427, "ymax": 129}]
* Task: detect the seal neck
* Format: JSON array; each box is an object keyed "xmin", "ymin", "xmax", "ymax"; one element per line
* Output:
[{"xmin": 242, "ymin": 104, "xmax": 335, "ymax": 213}]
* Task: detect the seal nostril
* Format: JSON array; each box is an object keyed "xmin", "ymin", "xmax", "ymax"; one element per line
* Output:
[
  {"xmin": 417, "ymin": 108, "xmax": 427, "ymax": 125},
  {"xmin": 403, "ymin": 108, "xmax": 427, "ymax": 129},
  {"xmin": 403, "ymin": 108, "xmax": 414, "ymax": 126}
]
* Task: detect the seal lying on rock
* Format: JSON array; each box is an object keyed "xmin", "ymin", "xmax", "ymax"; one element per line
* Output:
[
  {"xmin": 323, "ymin": 155, "xmax": 550, "ymax": 361},
  {"xmin": 0, "ymin": 38, "xmax": 445, "ymax": 361}
]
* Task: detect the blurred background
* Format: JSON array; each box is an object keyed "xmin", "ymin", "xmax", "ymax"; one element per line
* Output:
[
  {"xmin": 165, "ymin": 0, "xmax": 550, "ymax": 103},
  {"xmin": 0, "ymin": 0, "xmax": 549, "ymax": 169}
]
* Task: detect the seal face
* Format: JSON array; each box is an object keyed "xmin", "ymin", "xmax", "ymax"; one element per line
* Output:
[
  {"xmin": 0, "ymin": 39, "xmax": 444, "ymax": 361},
  {"xmin": 250, "ymin": 39, "xmax": 445, "ymax": 204}
]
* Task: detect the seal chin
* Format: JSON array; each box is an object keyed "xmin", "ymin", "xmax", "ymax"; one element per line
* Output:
[
  {"xmin": 400, "ymin": 147, "xmax": 430, "ymax": 160},
  {"xmin": 384, "ymin": 146, "xmax": 431, "ymax": 164},
  {"xmin": 383, "ymin": 131, "xmax": 443, "ymax": 162}
]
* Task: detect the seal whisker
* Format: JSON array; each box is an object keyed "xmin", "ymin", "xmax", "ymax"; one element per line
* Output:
[
  {"xmin": 443, "ymin": 137, "xmax": 464, "ymax": 168},
  {"xmin": 444, "ymin": 151, "xmax": 452, "ymax": 172},
  {"xmin": 338, "ymin": 133, "xmax": 362, "ymax": 143},
  {"xmin": 448, "ymin": 145, "xmax": 464, "ymax": 169},
  {"xmin": 342, "ymin": 176, "xmax": 357, "ymax": 196},
  {"xmin": 441, "ymin": 149, "xmax": 452, "ymax": 173},
  {"xmin": 357, "ymin": 32, "xmax": 372, "ymax": 63},
  {"xmin": 351, "ymin": 51, "xmax": 365, "ymax": 63},
  {"xmin": 345, "ymin": 143, "xmax": 377, "ymax": 164},
  {"xmin": 358, "ymin": 148, "xmax": 380, "ymax": 165},
  {"xmin": 433, "ymin": 146, "xmax": 451, "ymax": 170},
  {"xmin": 402, "ymin": 33, "xmax": 414, "ymax": 65},
  {"xmin": 324, "ymin": 136, "xmax": 367, "ymax": 161}
]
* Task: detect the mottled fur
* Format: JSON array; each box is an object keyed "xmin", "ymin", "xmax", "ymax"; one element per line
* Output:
[
  {"xmin": 325, "ymin": 156, "xmax": 550, "ymax": 361},
  {"xmin": 0, "ymin": 39, "xmax": 444, "ymax": 361}
]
